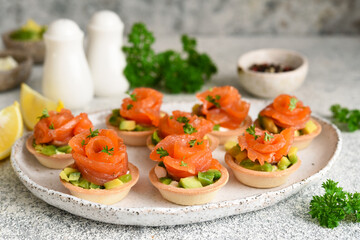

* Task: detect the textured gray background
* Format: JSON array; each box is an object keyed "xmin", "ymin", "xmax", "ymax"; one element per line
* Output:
[{"xmin": 0, "ymin": 0, "xmax": 360, "ymax": 35}]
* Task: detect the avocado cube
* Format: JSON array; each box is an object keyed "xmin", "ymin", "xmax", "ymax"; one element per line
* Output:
[
  {"xmin": 118, "ymin": 174, "xmax": 132, "ymax": 183},
  {"xmin": 68, "ymin": 172, "xmax": 81, "ymax": 182},
  {"xmin": 179, "ymin": 176, "xmax": 203, "ymax": 189},
  {"xmin": 198, "ymin": 171, "xmax": 215, "ymax": 186},
  {"xmin": 288, "ymin": 147, "xmax": 298, "ymax": 164},
  {"xmin": 119, "ymin": 120, "xmax": 136, "ymax": 131},
  {"xmin": 259, "ymin": 116, "xmax": 279, "ymax": 134},
  {"xmin": 234, "ymin": 151, "xmax": 248, "ymax": 164},
  {"xmin": 301, "ymin": 120, "xmax": 317, "ymax": 135},
  {"xmin": 57, "ymin": 145, "xmax": 72, "ymax": 153},
  {"xmin": 294, "ymin": 130, "xmax": 300, "ymax": 137},
  {"xmin": 78, "ymin": 179, "xmax": 90, "ymax": 189},
  {"xmin": 90, "ymin": 183, "xmax": 101, "ymax": 189},
  {"xmin": 104, "ymin": 179, "xmax": 123, "ymax": 189},
  {"xmin": 213, "ymin": 124, "xmax": 220, "ymax": 131},
  {"xmin": 206, "ymin": 169, "xmax": 222, "ymax": 180},
  {"xmin": 278, "ymin": 157, "xmax": 291, "ymax": 170},
  {"xmin": 192, "ymin": 104, "xmax": 202, "ymax": 116},
  {"xmin": 260, "ymin": 162, "xmax": 273, "ymax": 172},
  {"xmin": 70, "ymin": 180, "xmax": 80, "ymax": 187},
  {"xmin": 151, "ymin": 130, "xmax": 162, "ymax": 145},
  {"xmin": 159, "ymin": 177, "xmax": 172, "ymax": 185},
  {"xmin": 134, "ymin": 124, "xmax": 151, "ymax": 131},
  {"xmin": 40, "ymin": 145, "xmax": 57, "ymax": 156},
  {"xmin": 111, "ymin": 108, "xmax": 120, "ymax": 117},
  {"xmin": 63, "ymin": 167, "xmax": 78, "ymax": 176},
  {"xmin": 34, "ymin": 144, "xmax": 43, "ymax": 152},
  {"xmin": 224, "ymin": 140, "xmax": 238, "ymax": 152},
  {"xmin": 59, "ymin": 171, "xmax": 69, "ymax": 182},
  {"xmin": 228, "ymin": 144, "xmax": 242, "ymax": 158}
]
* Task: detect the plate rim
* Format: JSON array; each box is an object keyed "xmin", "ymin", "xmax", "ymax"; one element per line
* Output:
[{"xmin": 10, "ymin": 109, "xmax": 342, "ymax": 225}]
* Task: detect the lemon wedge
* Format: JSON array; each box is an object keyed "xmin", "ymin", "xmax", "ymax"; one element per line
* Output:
[
  {"xmin": 20, "ymin": 83, "xmax": 64, "ymax": 130},
  {"xmin": 0, "ymin": 101, "xmax": 24, "ymax": 160}
]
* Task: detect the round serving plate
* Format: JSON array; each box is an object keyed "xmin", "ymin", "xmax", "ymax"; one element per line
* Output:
[{"xmin": 10, "ymin": 100, "xmax": 342, "ymax": 226}]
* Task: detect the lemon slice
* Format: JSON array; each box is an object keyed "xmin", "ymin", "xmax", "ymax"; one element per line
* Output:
[
  {"xmin": 20, "ymin": 83, "xmax": 64, "ymax": 130},
  {"xmin": 0, "ymin": 101, "xmax": 24, "ymax": 160}
]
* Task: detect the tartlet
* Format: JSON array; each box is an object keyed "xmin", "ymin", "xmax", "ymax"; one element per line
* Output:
[
  {"xmin": 193, "ymin": 86, "xmax": 251, "ymax": 145},
  {"xmin": 105, "ymin": 87, "xmax": 163, "ymax": 146},
  {"xmin": 61, "ymin": 163, "xmax": 139, "ymax": 205}
]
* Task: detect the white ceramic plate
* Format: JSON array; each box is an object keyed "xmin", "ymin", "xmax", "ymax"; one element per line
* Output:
[{"xmin": 11, "ymin": 101, "xmax": 342, "ymax": 226}]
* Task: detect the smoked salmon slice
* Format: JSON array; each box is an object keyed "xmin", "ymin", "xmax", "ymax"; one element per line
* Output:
[
  {"xmin": 158, "ymin": 110, "xmax": 213, "ymax": 139},
  {"xmin": 238, "ymin": 127, "xmax": 294, "ymax": 165},
  {"xmin": 120, "ymin": 88, "xmax": 163, "ymax": 127},
  {"xmin": 196, "ymin": 86, "xmax": 250, "ymax": 129},
  {"xmin": 150, "ymin": 135, "xmax": 218, "ymax": 179},
  {"xmin": 68, "ymin": 129, "xmax": 128, "ymax": 185},
  {"xmin": 259, "ymin": 94, "xmax": 311, "ymax": 129},
  {"xmin": 33, "ymin": 109, "xmax": 93, "ymax": 146}
]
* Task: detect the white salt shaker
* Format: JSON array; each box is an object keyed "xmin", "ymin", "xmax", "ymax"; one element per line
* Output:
[
  {"xmin": 87, "ymin": 10, "xmax": 129, "ymax": 97},
  {"xmin": 42, "ymin": 19, "xmax": 94, "ymax": 109}
]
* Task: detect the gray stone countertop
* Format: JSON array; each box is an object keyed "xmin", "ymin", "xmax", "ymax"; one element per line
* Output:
[{"xmin": 1, "ymin": 36, "xmax": 360, "ymax": 239}]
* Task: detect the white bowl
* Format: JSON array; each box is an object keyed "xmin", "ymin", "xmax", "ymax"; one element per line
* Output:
[{"xmin": 237, "ymin": 48, "xmax": 308, "ymax": 98}]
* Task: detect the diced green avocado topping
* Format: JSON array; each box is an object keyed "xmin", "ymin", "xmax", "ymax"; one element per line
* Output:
[
  {"xmin": 104, "ymin": 179, "xmax": 123, "ymax": 189},
  {"xmin": 159, "ymin": 177, "xmax": 172, "ymax": 185},
  {"xmin": 119, "ymin": 120, "xmax": 136, "ymax": 131},
  {"xmin": 288, "ymin": 147, "xmax": 298, "ymax": 164},
  {"xmin": 63, "ymin": 167, "xmax": 78, "ymax": 176},
  {"xmin": 57, "ymin": 145, "xmax": 72, "ymax": 153},
  {"xmin": 34, "ymin": 144, "xmax": 43, "ymax": 152},
  {"xmin": 234, "ymin": 151, "xmax": 248, "ymax": 165},
  {"xmin": 213, "ymin": 124, "xmax": 220, "ymax": 131},
  {"xmin": 118, "ymin": 174, "xmax": 132, "ymax": 183},
  {"xmin": 259, "ymin": 115, "xmax": 279, "ymax": 134},
  {"xmin": 134, "ymin": 124, "xmax": 151, "ymax": 131},
  {"xmin": 59, "ymin": 171, "xmax": 69, "ymax": 182},
  {"xmin": 151, "ymin": 130, "xmax": 162, "ymax": 145},
  {"xmin": 68, "ymin": 172, "xmax": 81, "ymax": 181},
  {"xmin": 301, "ymin": 120, "xmax": 317, "ymax": 135},
  {"xmin": 112, "ymin": 108, "xmax": 120, "ymax": 117},
  {"xmin": 206, "ymin": 169, "xmax": 222, "ymax": 180},
  {"xmin": 198, "ymin": 171, "xmax": 215, "ymax": 186},
  {"xmin": 179, "ymin": 176, "xmax": 203, "ymax": 189},
  {"xmin": 240, "ymin": 159, "xmax": 261, "ymax": 171},
  {"xmin": 79, "ymin": 178, "xmax": 90, "ymax": 189},
  {"xmin": 260, "ymin": 162, "xmax": 273, "ymax": 172},
  {"xmin": 40, "ymin": 145, "xmax": 57, "ymax": 156},
  {"xmin": 70, "ymin": 180, "xmax": 80, "ymax": 187},
  {"xmin": 228, "ymin": 144, "xmax": 242, "ymax": 158},
  {"xmin": 278, "ymin": 156, "xmax": 291, "ymax": 170},
  {"xmin": 294, "ymin": 130, "xmax": 300, "ymax": 137},
  {"xmin": 192, "ymin": 103, "xmax": 202, "ymax": 116},
  {"xmin": 224, "ymin": 141, "xmax": 237, "ymax": 152},
  {"xmin": 90, "ymin": 183, "xmax": 101, "ymax": 189}
]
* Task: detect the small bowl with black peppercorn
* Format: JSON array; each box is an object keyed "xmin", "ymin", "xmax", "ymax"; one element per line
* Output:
[{"xmin": 237, "ymin": 48, "xmax": 308, "ymax": 98}]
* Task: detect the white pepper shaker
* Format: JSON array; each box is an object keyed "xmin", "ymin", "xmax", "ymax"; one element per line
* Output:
[
  {"xmin": 42, "ymin": 19, "xmax": 94, "ymax": 109},
  {"xmin": 86, "ymin": 10, "xmax": 128, "ymax": 97}
]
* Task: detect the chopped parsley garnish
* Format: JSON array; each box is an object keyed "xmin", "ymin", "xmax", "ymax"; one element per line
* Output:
[
  {"xmin": 127, "ymin": 104, "xmax": 133, "ymax": 110},
  {"xmin": 81, "ymin": 140, "xmax": 86, "ymax": 146},
  {"xmin": 169, "ymin": 116, "xmax": 173, "ymax": 119},
  {"xmin": 183, "ymin": 123, "xmax": 197, "ymax": 134},
  {"xmin": 180, "ymin": 161, "xmax": 188, "ymax": 167},
  {"xmin": 156, "ymin": 147, "xmax": 169, "ymax": 158},
  {"xmin": 49, "ymin": 123, "xmax": 54, "ymax": 129},
  {"xmin": 264, "ymin": 132, "xmax": 274, "ymax": 141},
  {"xmin": 213, "ymin": 124, "xmax": 220, "ymax": 131},
  {"xmin": 246, "ymin": 125, "xmax": 260, "ymax": 140},
  {"xmin": 189, "ymin": 139, "xmax": 197, "ymax": 147},
  {"xmin": 176, "ymin": 116, "xmax": 190, "ymax": 124},
  {"xmin": 205, "ymin": 95, "xmax": 221, "ymax": 108},
  {"xmin": 197, "ymin": 141, "xmax": 204, "ymax": 145},
  {"xmin": 87, "ymin": 128, "xmax": 99, "ymax": 139},
  {"xmin": 101, "ymin": 146, "xmax": 114, "ymax": 155},
  {"xmin": 289, "ymin": 97, "xmax": 299, "ymax": 111},
  {"xmin": 126, "ymin": 91, "xmax": 137, "ymax": 101},
  {"xmin": 38, "ymin": 109, "xmax": 50, "ymax": 120}
]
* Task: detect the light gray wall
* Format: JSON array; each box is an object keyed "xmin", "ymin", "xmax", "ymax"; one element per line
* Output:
[{"xmin": 1, "ymin": 0, "xmax": 359, "ymax": 36}]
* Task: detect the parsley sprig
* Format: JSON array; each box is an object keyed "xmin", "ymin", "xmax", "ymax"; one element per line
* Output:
[
  {"xmin": 330, "ymin": 104, "xmax": 360, "ymax": 132},
  {"xmin": 189, "ymin": 139, "xmax": 196, "ymax": 148},
  {"xmin": 38, "ymin": 109, "xmax": 50, "ymax": 120},
  {"xmin": 176, "ymin": 116, "xmax": 190, "ymax": 124},
  {"xmin": 180, "ymin": 161, "xmax": 188, "ymax": 167},
  {"xmin": 49, "ymin": 123, "xmax": 54, "ymax": 130},
  {"xmin": 264, "ymin": 132, "xmax": 274, "ymax": 141},
  {"xmin": 288, "ymin": 97, "xmax": 299, "ymax": 111},
  {"xmin": 156, "ymin": 147, "xmax": 169, "ymax": 158},
  {"xmin": 183, "ymin": 123, "xmax": 197, "ymax": 134},
  {"xmin": 126, "ymin": 91, "xmax": 137, "ymax": 101},
  {"xmin": 246, "ymin": 125, "xmax": 260, "ymax": 140},
  {"xmin": 309, "ymin": 179, "xmax": 360, "ymax": 228},
  {"xmin": 205, "ymin": 95, "xmax": 221, "ymax": 108},
  {"xmin": 87, "ymin": 128, "xmax": 99, "ymax": 139},
  {"xmin": 127, "ymin": 104, "xmax": 133, "ymax": 110},
  {"xmin": 101, "ymin": 146, "xmax": 114, "ymax": 156}
]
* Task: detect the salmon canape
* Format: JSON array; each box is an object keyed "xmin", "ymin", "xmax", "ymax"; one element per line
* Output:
[
  {"xmin": 225, "ymin": 126, "xmax": 301, "ymax": 188},
  {"xmin": 193, "ymin": 86, "xmax": 252, "ymax": 144},
  {"xmin": 255, "ymin": 94, "xmax": 321, "ymax": 150},
  {"xmin": 106, "ymin": 87, "xmax": 163, "ymax": 146},
  {"xmin": 60, "ymin": 128, "xmax": 139, "ymax": 205},
  {"xmin": 149, "ymin": 134, "xmax": 229, "ymax": 206},
  {"xmin": 26, "ymin": 108, "xmax": 93, "ymax": 169},
  {"xmin": 146, "ymin": 110, "xmax": 219, "ymax": 151}
]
